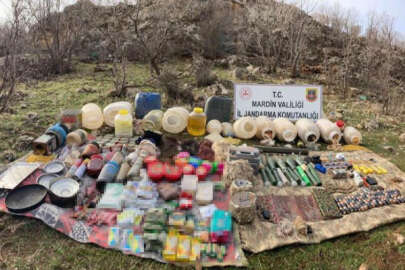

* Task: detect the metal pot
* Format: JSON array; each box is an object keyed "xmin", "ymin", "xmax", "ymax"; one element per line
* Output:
[{"xmin": 49, "ymin": 177, "xmax": 79, "ymax": 208}]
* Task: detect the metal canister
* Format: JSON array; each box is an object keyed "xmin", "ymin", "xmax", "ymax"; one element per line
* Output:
[
  {"xmin": 66, "ymin": 129, "xmax": 88, "ymax": 146},
  {"xmin": 81, "ymin": 141, "xmax": 100, "ymax": 159},
  {"xmin": 32, "ymin": 134, "xmax": 58, "ymax": 155}
]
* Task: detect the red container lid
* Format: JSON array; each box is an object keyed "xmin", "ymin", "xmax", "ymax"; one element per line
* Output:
[
  {"xmin": 147, "ymin": 162, "xmax": 164, "ymax": 182},
  {"xmin": 196, "ymin": 166, "xmax": 209, "ymax": 181},
  {"xmin": 336, "ymin": 120, "xmax": 345, "ymax": 128},
  {"xmin": 164, "ymin": 163, "xmax": 182, "ymax": 182}
]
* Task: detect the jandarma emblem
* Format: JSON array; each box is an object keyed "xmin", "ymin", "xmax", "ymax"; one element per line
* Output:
[{"xmin": 306, "ymin": 88, "xmax": 318, "ymax": 102}]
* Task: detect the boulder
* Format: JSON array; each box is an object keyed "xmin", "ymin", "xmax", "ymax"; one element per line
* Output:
[
  {"xmin": 125, "ymin": 87, "xmax": 141, "ymax": 98},
  {"xmin": 219, "ymin": 79, "xmax": 234, "ymax": 90},
  {"xmin": 214, "ymin": 58, "xmax": 229, "ymax": 69},
  {"xmin": 232, "ymin": 67, "xmax": 248, "ymax": 80},
  {"xmin": 26, "ymin": 112, "xmax": 38, "ymax": 121},
  {"xmin": 365, "ymin": 119, "xmax": 379, "ymax": 131},
  {"xmin": 399, "ymin": 133, "xmax": 405, "ymax": 144},
  {"xmin": 227, "ymin": 55, "xmax": 248, "ymax": 67},
  {"xmin": 0, "ymin": 150, "xmax": 16, "ymax": 162},
  {"xmin": 392, "ymin": 232, "xmax": 405, "ymax": 246},
  {"xmin": 76, "ymin": 87, "xmax": 96, "ymax": 94},
  {"xmin": 282, "ymin": 79, "xmax": 295, "ymax": 85},
  {"xmin": 14, "ymin": 135, "xmax": 34, "ymax": 152}
]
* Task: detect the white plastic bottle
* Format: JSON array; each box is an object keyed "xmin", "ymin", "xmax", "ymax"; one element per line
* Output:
[
  {"xmin": 233, "ymin": 117, "xmax": 257, "ymax": 139},
  {"xmin": 115, "ymin": 109, "xmax": 133, "ymax": 137},
  {"xmin": 255, "ymin": 116, "xmax": 276, "ymax": 140},
  {"xmin": 273, "ymin": 118, "xmax": 298, "ymax": 142},
  {"xmin": 295, "ymin": 119, "xmax": 320, "ymax": 144},
  {"xmin": 316, "ymin": 118, "xmax": 342, "ymax": 144},
  {"xmin": 344, "ymin": 126, "xmax": 362, "ymax": 145}
]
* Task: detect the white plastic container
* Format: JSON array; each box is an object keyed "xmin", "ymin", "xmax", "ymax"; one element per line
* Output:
[
  {"xmin": 295, "ymin": 119, "xmax": 320, "ymax": 144},
  {"xmin": 273, "ymin": 118, "xmax": 298, "ymax": 142},
  {"xmin": 115, "ymin": 109, "xmax": 133, "ymax": 137},
  {"xmin": 81, "ymin": 103, "xmax": 104, "ymax": 130},
  {"xmin": 162, "ymin": 107, "xmax": 189, "ymax": 134},
  {"xmin": 181, "ymin": 175, "xmax": 198, "ymax": 195},
  {"xmin": 221, "ymin": 122, "xmax": 234, "ymax": 137},
  {"xmin": 196, "ymin": 182, "xmax": 213, "ymax": 205},
  {"xmin": 316, "ymin": 118, "xmax": 342, "ymax": 144},
  {"xmin": 233, "ymin": 117, "xmax": 257, "ymax": 139},
  {"xmin": 142, "ymin": 110, "xmax": 164, "ymax": 131},
  {"xmin": 344, "ymin": 126, "xmax": 362, "ymax": 145},
  {"xmin": 103, "ymin": 102, "xmax": 132, "ymax": 127},
  {"xmin": 206, "ymin": 120, "xmax": 222, "ymax": 134},
  {"xmin": 255, "ymin": 116, "xmax": 276, "ymax": 140}
]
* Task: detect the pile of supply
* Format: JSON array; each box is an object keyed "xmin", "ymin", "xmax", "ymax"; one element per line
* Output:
[{"xmin": 1, "ymin": 90, "xmax": 404, "ymax": 268}]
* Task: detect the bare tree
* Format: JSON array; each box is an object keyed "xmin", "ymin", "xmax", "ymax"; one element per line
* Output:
[
  {"xmin": 129, "ymin": 0, "xmax": 179, "ymax": 76},
  {"xmin": 0, "ymin": 0, "xmax": 27, "ymax": 112},
  {"xmin": 287, "ymin": 0, "xmax": 317, "ymax": 78},
  {"xmin": 27, "ymin": 0, "xmax": 88, "ymax": 74},
  {"xmin": 243, "ymin": 0, "xmax": 291, "ymax": 73},
  {"xmin": 316, "ymin": 2, "xmax": 361, "ymax": 97},
  {"xmin": 90, "ymin": 1, "xmax": 133, "ymax": 96}
]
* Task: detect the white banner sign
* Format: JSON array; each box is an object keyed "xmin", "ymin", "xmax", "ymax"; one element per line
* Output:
[{"xmin": 234, "ymin": 84, "xmax": 323, "ymax": 121}]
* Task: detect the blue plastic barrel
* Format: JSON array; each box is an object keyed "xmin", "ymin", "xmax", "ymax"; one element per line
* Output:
[
  {"xmin": 46, "ymin": 123, "xmax": 68, "ymax": 146},
  {"xmin": 134, "ymin": 92, "xmax": 161, "ymax": 119}
]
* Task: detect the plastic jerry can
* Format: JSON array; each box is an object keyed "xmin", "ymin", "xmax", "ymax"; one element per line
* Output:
[
  {"xmin": 295, "ymin": 119, "xmax": 320, "ymax": 144},
  {"xmin": 255, "ymin": 116, "xmax": 276, "ymax": 140},
  {"xmin": 187, "ymin": 108, "xmax": 207, "ymax": 136},
  {"xmin": 103, "ymin": 102, "xmax": 133, "ymax": 127},
  {"xmin": 233, "ymin": 117, "xmax": 257, "ymax": 139},
  {"xmin": 162, "ymin": 107, "xmax": 189, "ymax": 134},
  {"xmin": 134, "ymin": 92, "xmax": 161, "ymax": 119},
  {"xmin": 316, "ymin": 119, "xmax": 342, "ymax": 144},
  {"xmin": 81, "ymin": 103, "xmax": 104, "ymax": 130},
  {"xmin": 273, "ymin": 118, "xmax": 298, "ymax": 142},
  {"xmin": 115, "ymin": 109, "xmax": 133, "ymax": 137},
  {"xmin": 204, "ymin": 96, "xmax": 233, "ymax": 122},
  {"xmin": 142, "ymin": 110, "xmax": 164, "ymax": 131},
  {"xmin": 343, "ymin": 126, "xmax": 362, "ymax": 145}
]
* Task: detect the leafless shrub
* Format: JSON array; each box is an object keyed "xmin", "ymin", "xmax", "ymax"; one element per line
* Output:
[
  {"xmin": 26, "ymin": 0, "xmax": 89, "ymax": 75},
  {"xmin": 0, "ymin": 0, "xmax": 28, "ymax": 112},
  {"xmin": 156, "ymin": 68, "xmax": 193, "ymax": 105},
  {"xmin": 90, "ymin": 1, "xmax": 133, "ymax": 97},
  {"xmin": 194, "ymin": 0, "xmax": 235, "ymax": 59},
  {"xmin": 129, "ymin": 0, "xmax": 181, "ymax": 76},
  {"xmin": 193, "ymin": 55, "xmax": 216, "ymax": 87}
]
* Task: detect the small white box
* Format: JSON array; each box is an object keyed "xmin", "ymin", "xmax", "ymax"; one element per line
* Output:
[
  {"xmin": 196, "ymin": 182, "xmax": 213, "ymax": 205},
  {"xmin": 181, "ymin": 175, "xmax": 198, "ymax": 194}
]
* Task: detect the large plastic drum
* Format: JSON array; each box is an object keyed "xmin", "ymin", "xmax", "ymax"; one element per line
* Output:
[{"xmin": 134, "ymin": 92, "xmax": 161, "ymax": 119}]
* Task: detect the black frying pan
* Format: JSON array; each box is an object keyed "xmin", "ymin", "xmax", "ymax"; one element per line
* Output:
[{"xmin": 5, "ymin": 184, "xmax": 47, "ymax": 213}]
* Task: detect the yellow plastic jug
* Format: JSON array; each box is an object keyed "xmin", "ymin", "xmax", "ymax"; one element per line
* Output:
[
  {"xmin": 114, "ymin": 109, "xmax": 133, "ymax": 137},
  {"xmin": 187, "ymin": 108, "xmax": 207, "ymax": 136}
]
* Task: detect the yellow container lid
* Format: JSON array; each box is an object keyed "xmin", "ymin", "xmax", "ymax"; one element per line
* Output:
[
  {"xmin": 193, "ymin": 107, "xmax": 203, "ymax": 113},
  {"xmin": 119, "ymin": 109, "xmax": 129, "ymax": 115}
]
